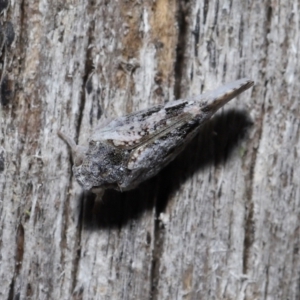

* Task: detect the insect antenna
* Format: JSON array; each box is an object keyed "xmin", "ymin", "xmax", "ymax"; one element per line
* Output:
[{"xmin": 57, "ymin": 131, "xmax": 86, "ymax": 166}]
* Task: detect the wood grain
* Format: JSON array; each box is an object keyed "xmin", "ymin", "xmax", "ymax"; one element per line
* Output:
[{"xmin": 0, "ymin": 1, "xmax": 299, "ymax": 299}]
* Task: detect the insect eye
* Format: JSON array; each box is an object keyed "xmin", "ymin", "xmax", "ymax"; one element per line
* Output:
[{"xmin": 74, "ymin": 156, "xmax": 83, "ymax": 166}]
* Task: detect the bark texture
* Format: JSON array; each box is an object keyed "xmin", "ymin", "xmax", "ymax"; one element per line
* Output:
[{"xmin": 0, "ymin": 0, "xmax": 299, "ymax": 299}]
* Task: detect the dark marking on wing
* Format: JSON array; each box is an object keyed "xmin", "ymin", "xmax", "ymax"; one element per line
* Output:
[
  {"xmin": 139, "ymin": 106, "xmax": 162, "ymax": 119},
  {"xmin": 165, "ymin": 101, "xmax": 188, "ymax": 116}
]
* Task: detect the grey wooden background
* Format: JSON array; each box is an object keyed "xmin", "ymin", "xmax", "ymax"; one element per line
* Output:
[{"xmin": 0, "ymin": 0, "xmax": 299, "ymax": 299}]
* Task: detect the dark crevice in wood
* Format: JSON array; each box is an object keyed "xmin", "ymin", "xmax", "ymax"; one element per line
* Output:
[
  {"xmin": 203, "ymin": 0, "xmax": 209, "ymax": 25},
  {"xmin": 15, "ymin": 224, "xmax": 24, "ymax": 275},
  {"xmin": 18, "ymin": 0, "xmax": 26, "ymax": 77},
  {"xmin": 71, "ymin": 7, "xmax": 95, "ymax": 295},
  {"xmin": 75, "ymin": 19, "xmax": 95, "ymax": 143},
  {"xmin": 192, "ymin": 9, "xmax": 200, "ymax": 57},
  {"xmin": 71, "ymin": 192, "xmax": 86, "ymax": 299},
  {"xmin": 222, "ymin": 56, "xmax": 227, "ymax": 80},
  {"xmin": 149, "ymin": 186, "xmax": 165, "ymax": 300},
  {"xmin": 242, "ymin": 200, "xmax": 255, "ymax": 273},
  {"xmin": 212, "ymin": 0, "xmax": 219, "ymax": 33},
  {"xmin": 174, "ymin": 1, "xmax": 190, "ymax": 100},
  {"xmin": 72, "ymin": 285, "xmax": 84, "ymax": 300},
  {"xmin": 59, "ymin": 192, "xmax": 70, "ymax": 288},
  {"xmin": 238, "ymin": 16, "xmax": 244, "ymax": 58},
  {"xmin": 59, "ymin": 141, "xmax": 80, "ymax": 294},
  {"xmin": 242, "ymin": 1, "xmax": 270, "ymax": 271},
  {"xmin": 242, "ymin": 97, "xmax": 264, "ymax": 274},
  {"xmin": 7, "ymin": 277, "xmax": 15, "ymax": 300},
  {"xmin": 242, "ymin": 87, "xmax": 264, "ymax": 274},
  {"xmin": 207, "ymin": 39, "xmax": 216, "ymax": 69},
  {"xmin": 264, "ymin": 264, "xmax": 270, "ymax": 300}
]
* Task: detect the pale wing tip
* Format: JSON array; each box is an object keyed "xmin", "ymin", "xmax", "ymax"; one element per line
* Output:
[
  {"xmin": 215, "ymin": 77, "xmax": 255, "ymax": 100},
  {"xmin": 233, "ymin": 78, "xmax": 254, "ymax": 95},
  {"xmin": 202, "ymin": 78, "xmax": 254, "ymax": 113},
  {"xmin": 239, "ymin": 78, "xmax": 255, "ymax": 90},
  {"xmin": 225, "ymin": 77, "xmax": 254, "ymax": 92}
]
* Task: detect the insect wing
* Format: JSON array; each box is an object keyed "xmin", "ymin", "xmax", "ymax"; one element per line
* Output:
[
  {"xmin": 89, "ymin": 78, "xmax": 254, "ymax": 170},
  {"xmin": 89, "ymin": 98, "xmax": 194, "ymax": 150}
]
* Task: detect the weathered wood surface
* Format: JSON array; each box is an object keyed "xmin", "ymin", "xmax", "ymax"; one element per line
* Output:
[{"xmin": 0, "ymin": 0, "xmax": 299, "ymax": 299}]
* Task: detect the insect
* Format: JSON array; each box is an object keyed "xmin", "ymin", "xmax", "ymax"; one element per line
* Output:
[{"xmin": 58, "ymin": 78, "xmax": 254, "ymax": 192}]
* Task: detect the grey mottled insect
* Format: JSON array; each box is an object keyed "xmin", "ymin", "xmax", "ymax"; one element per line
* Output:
[{"xmin": 58, "ymin": 78, "xmax": 254, "ymax": 191}]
